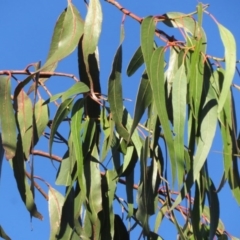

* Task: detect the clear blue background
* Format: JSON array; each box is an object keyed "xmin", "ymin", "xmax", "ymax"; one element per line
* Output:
[{"xmin": 0, "ymin": 0, "xmax": 239, "ymax": 239}]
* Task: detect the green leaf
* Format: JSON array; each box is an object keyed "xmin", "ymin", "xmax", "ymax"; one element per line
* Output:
[
  {"xmin": 49, "ymin": 98, "xmax": 74, "ymax": 156},
  {"xmin": 33, "ymin": 99, "xmax": 49, "ymax": 146},
  {"xmin": 162, "ymin": 12, "xmax": 207, "ymax": 51},
  {"xmin": 127, "ymin": 46, "xmax": 144, "ymax": 76},
  {"xmin": 105, "ymin": 170, "xmax": 118, "ymax": 239},
  {"xmin": 61, "ymin": 82, "xmax": 89, "ymax": 102},
  {"xmin": 154, "ymin": 204, "xmax": 168, "ymax": 233},
  {"xmin": 172, "ymin": 63, "xmax": 187, "ymax": 188},
  {"xmin": 55, "ymin": 156, "xmax": 71, "ymax": 186},
  {"xmin": 0, "ymin": 225, "xmax": 11, "ymax": 240},
  {"xmin": 193, "ymin": 86, "xmax": 218, "ymax": 181},
  {"xmin": 141, "ymin": 16, "xmax": 155, "ymax": 76},
  {"xmin": 0, "ymin": 135, "xmax": 4, "ymax": 180},
  {"xmin": 108, "ymin": 38, "xmax": 129, "ymax": 141},
  {"xmin": 41, "ymin": 3, "xmax": 84, "ymax": 74},
  {"xmin": 217, "ymin": 23, "xmax": 236, "ymax": 113},
  {"xmin": 43, "ymin": 93, "xmax": 63, "ymax": 105},
  {"xmin": 191, "ymin": 181, "xmax": 201, "ymax": 238},
  {"xmin": 166, "ymin": 48, "xmax": 179, "ymax": 97},
  {"xmin": 129, "ymin": 72, "xmax": 152, "ymax": 142},
  {"xmin": 0, "ymin": 76, "xmax": 17, "ymax": 159},
  {"xmin": 48, "ymin": 187, "xmax": 65, "ymax": 240},
  {"xmin": 10, "ymin": 137, "xmax": 42, "ymax": 220},
  {"xmin": 71, "ymin": 98, "xmax": 85, "ymax": 197},
  {"xmin": 84, "ymin": 145, "xmax": 102, "ymax": 237},
  {"xmin": 207, "ymin": 179, "xmax": 219, "ymax": 239},
  {"xmin": 15, "ymin": 90, "xmax": 33, "ymax": 159},
  {"xmin": 83, "ymin": 0, "xmax": 102, "ymax": 55},
  {"xmin": 150, "ymin": 47, "xmax": 176, "ymax": 184}
]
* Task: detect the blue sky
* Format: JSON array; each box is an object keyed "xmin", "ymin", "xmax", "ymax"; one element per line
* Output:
[{"xmin": 0, "ymin": 0, "xmax": 240, "ymax": 239}]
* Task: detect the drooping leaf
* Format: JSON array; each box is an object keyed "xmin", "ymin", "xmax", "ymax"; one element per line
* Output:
[
  {"xmin": 56, "ymin": 159, "xmax": 71, "ymax": 187},
  {"xmin": 15, "ymin": 90, "xmax": 33, "ymax": 159},
  {"xmin": 141, "ymin": 16, "xmax": 155, "ymax": 76},
  {"xmin": 71, "ymin": 98, "xmax": 85, "ymax": 197},
  {"xmin": 49, "ymin": 98, "xmax": 74, "ymax": 156},
  {"xmin": 217, "ymin": 23, "xmax": 236, "ymax": 113},
  {"xmin": 0, "ymin": 76, "xmax": 17, "ymax": 159},
  {"xmin": 84, "ymin": 145, "xmax": 102, "ymax": 238},
  {"xmin": 33, "ymin": 99, "xmax": 49, "ymax": 146},
  {"xmin": 48, "ymin": 187, "xmax": 65, "ymax": 240},
  {"xmin": 82, "ymin": 0, "xmax": 102, "ymax": 56},
  {"xmin": 154, "ymin": 203, "xmax": 168, "ymax": 233},
  {"xmin": 10, "ymin": 137, "xmax": 42, "ymax": 220},
  {"xmin": 172, "ymin": 63, "xmax": 187, "ymax": 188},
  {"xmin": 150, "ymin": 47, "xmax": 176, "ymax": 184},
  {"xmin": 41, "ymin": 3, "xmax": 84, "ymax": 74},
  {"xmin": 207, "ymin": 179, "xmax": 219, "ymax": 239},
  {"xmin": 127, "ymin": 46, "xmax": 144, "ymax": 76},
  {"xmin": 165, "ymin": 48, "xmax": 179, "ymax": 97},
  {"xmin": 108, "ymin": 30, "xmax": 129, "ymax": 141},
  {"xmin": 129, "ymin": 72, "xmax": 152, "ymax": 142},
  {"xmin": 193, "ymin": 85, "xmax": 218, "ymax": 181}
]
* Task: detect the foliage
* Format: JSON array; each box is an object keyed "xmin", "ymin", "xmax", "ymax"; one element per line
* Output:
[{"xmin": 0, "ymin": 0, "xmax": 239, "ymax": 239}]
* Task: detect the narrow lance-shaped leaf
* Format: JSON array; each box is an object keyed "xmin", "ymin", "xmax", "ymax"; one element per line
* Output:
[
  {"xmin": 141, "ymin": 16, "xmax": 155, "ymax": 76},
  {"xmin": 150, "ymin": 47, "xmax": 176, "ymax": 184},
  {"xmin": 41, "ymin": 3, "xmax": 84, "ymax": 74},
  {"xmin": 108, "ymin": 26, "xmax": 129, "ymax": 140},
  {"xmin": 207, "ymin": 179, "xmax": 220, "ymax": 240},
  {"xmin": 48, "ymin": 187, "xmax": 65, "ymax": 240},
  {"xmin": 82, "ymin": 0, "xmax": 102, "ymax": 95},
  {"xmin": 193, "ymin": 86, "xmax": 218, "ymax": 180},
  {"xmin": 84, "ymin": 145, "xmax": 102, "ymax": 237},
  {"xmin": 10, "ymin": 137, "xmax": 42, "ymax": 220},
  {"xmin": 16, "ymin": 90, "xmax": 33, "ymax": 160},
  {"xmin": 71, "ymin": 98, "xmax": 85, "ymax": 197},
  {"xmin": 0, "ymin": 76, "xmax": 17, "ymax": 159},
  {"xmin": 49, "ymin": 98, "xmax": 74, "ymax": 156},
  {"xmin": 127, "ymin": 46, "xmax": 144, "ymax": 76},
  {"xmin": 217, "ymin": 23, "xmax": 236, "ymax": 113},
  {"xmin": 33, "ymin": 99, "xmax": 49, "ymax": 146},
  {"xmin": 129, "ymin": 72, "xmax": 152, "ymax": 142},
  {"xmin": 172, "ymin": 63, "xmax": 187, "ymax": 188}
]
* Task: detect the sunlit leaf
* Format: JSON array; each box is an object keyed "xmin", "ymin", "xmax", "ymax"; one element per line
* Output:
[
  {"xmin": 129, "ymin": 72, "xmax": 152, "ymax": 142},
  {"xmin": 10, "ymin": 137, "xmax": 42, "ymax": 220},
  {"xmin": 71, "ymin": 98, "xmax": 85, "ymax": 197},
  {"xmin": 33, "ymin": 99, "xmax": 49, "ymax": 146},
  {"xmin": 55, "ymin": 157, "xmax": 71, "ymax": 186},
  {"xmin": 108, "ymin": 33, "xmax": 129, "ymax": 140},
  {"xmin": 217, "ymin": 23, "xmax": 236, "ymax": 113},
  {"xmin": 0, "ymin": 76, "xmax": 17, "ymax": 159},
  {"xmin": 41, "ymin": 3, "xmax": 84, "ymax": 74},
  {"xmin": 48, "ymin": 187, "xmax": 64, "ymax": 240},
  {"xmin": 193, "ymin": 85, "xmax": 218, "ymax": 180},
  {"xmin": 61, "ymin": 82, "xmax": 89, "ymax": 101},
  {"xmin": 49, "ymin": 98, "xmax": 74, "ymax": 156},
  {"xmin": 172, "ymin": 63, "xmax": 187, "ymax": 188},
  {"xmin": 127, "ymin": 46, "xmax": 144, "ymax": 76},
  {"xmin": 141, "ymin": 16, "xmax": 155, "ymax": 76},
  {"xmin": 16, "ymin": 90, "xmax": 32, "ymax": 159},
  {"xmin": 83, "ymin": 0, "xmax": 102, "ymax": 55},
  {"xmin": 150, "ymin": 47, "xmax": 176, "ymax": 184}
]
